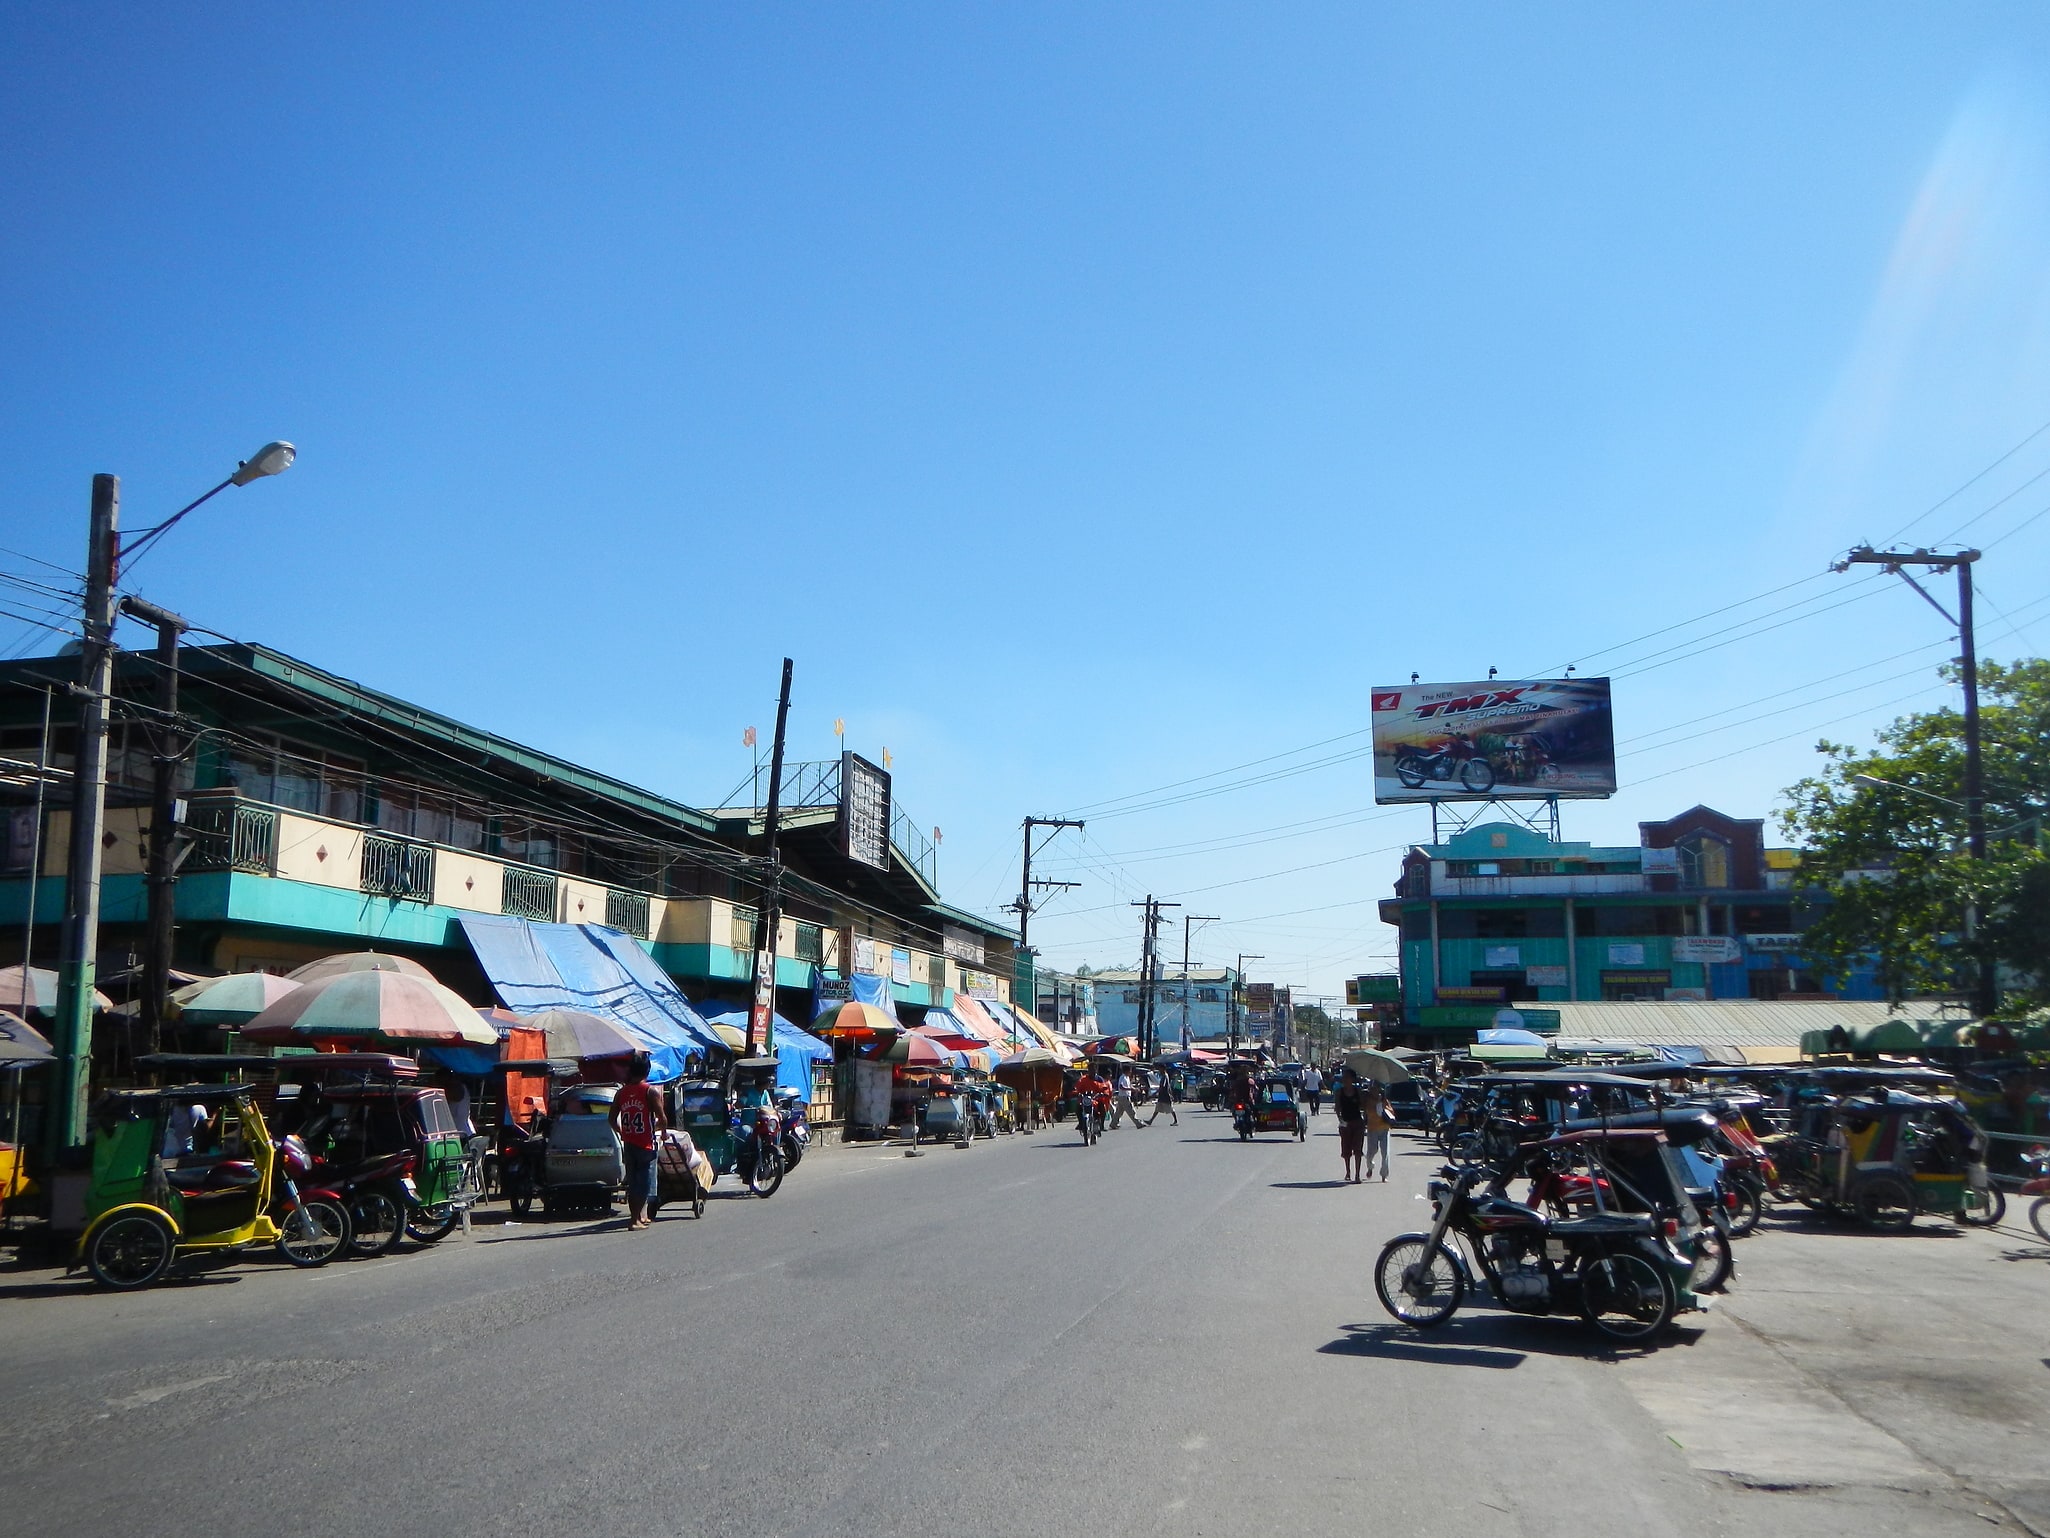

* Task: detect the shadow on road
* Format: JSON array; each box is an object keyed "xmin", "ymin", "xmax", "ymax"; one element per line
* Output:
[
  {"xmin": 1325, "ymin": 1312, "xmax": 1708, "ymax": 1366},
  {"xmin": 1271, "ymin": 1180, "xmax": 1350, "ymax": 1190}
]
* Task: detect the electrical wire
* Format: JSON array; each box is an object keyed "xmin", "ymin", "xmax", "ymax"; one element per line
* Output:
[{"xmin": 1882, "ymin": 409, "xmax": 2050, "ymax": 544}]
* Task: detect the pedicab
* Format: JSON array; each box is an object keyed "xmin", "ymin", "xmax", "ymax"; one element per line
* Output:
[
  {"xmin": 1769, "ymin": 1086, "xmax": 2000, "ymax": 1229},
  {"xmin": 73, "ymin": 1081, "xmax": 352, "ymax": 1289},
  {"xmin": 1234, "ymin": 1075, "xmax": 1308, "ymax": 1141},
  {"xmin": 275, "ymin": 1055, "xmax": 480, "ymax": 1253},
  {"xmin": 672, "ymin": 1057, "xmax": 786, "ymax": 1197}
]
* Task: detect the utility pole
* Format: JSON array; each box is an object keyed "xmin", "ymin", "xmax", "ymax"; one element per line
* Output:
[
  {"xmin": 747, "ymin": 658, "xmax": 794, "ymax": 1060},
  {"xmin": 120, "ymin": 594, "xmax": 187, "ymax": 1058},
  {"xmin": 1013, "ymin": 817, "xmax": 1084, "ymax": 956},
  {"xmin": 49, "ymin": 475, "xmax": 119, "ymax": 1157},
  {"xmin": 1833, "ymin": 545, "xmax": 1996, "ymax": 1017},
  {"xmin": 1130, "ymin": 897, "xmax": 1181, "ymax": 1058},
  {"xmin": 1180, "ymin": 914, "xmax": 1219, "ymax": 1049}
]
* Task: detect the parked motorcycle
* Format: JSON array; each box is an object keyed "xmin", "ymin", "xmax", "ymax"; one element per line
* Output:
[
  {"xmin": 775, "ymin": 1089, "xmax": 812, "ymax": 1170},
  {"xmin": 733, "ymin": 1099, "xmax": 785, "ymax": 1197},
  {"xmin": 1375, "ymin": 1132, "xmax": 1705, "ymax": 1344}
]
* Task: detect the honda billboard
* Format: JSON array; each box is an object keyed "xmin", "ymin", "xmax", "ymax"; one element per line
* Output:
[{"xmin": 1369, "ymin": 678, "xmax": 1616, "ymax": 803}]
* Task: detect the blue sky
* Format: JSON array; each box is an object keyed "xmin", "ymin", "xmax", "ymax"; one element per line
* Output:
[{"xmin": 4, "ymin": 6, "xmax": 2049, "ymax": 1001}]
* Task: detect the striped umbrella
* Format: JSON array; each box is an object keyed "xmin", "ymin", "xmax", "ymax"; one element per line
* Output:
[
  {"xmin": 0, "ymin": 964, "xmax": 111, "ymax": 1016},
  {"xmin": 813, "ymin": 1000, "xmax": 901, "ymax": 1038},
  {"xmin": 522, "ymin": 1008, "xmax": 641, "ymax": 1063},
  {"xmin": 287, "ymin": 951, "xmax": 437, "ymax": 986},
  {"xmin": 0, "ymin": 1010, "xmax": 54, "ymax": 1065},
  {"xmin": 169, "ymin": 972, "xmax": 305, "ymax": 1027},
  {"xmin": 477, "ymin": 1007, "xmax": 527, "ymax": 1039},
  {"xmin": 886, "ymin": 1032, "xmax": 958, "ymax": 1067},
  {"xmin": 242, "ymin": 970, "xmax": 498, "ymax": 1048}
]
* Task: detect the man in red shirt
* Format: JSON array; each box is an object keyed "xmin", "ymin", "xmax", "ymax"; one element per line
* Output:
[{"xmin": 608, "ymin": 1055, "xmax": 666, "ymax": 1230}]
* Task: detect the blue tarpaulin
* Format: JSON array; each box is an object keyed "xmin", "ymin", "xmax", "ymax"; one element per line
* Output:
[
  {"xmin": 457, "ymin": 915, "xmax": 721, "ymax": 1083},
  {"xmin": 700, "ymin": 1008, "xmax": 834, "ymax": 1098},
  {"xmin": 849, "ymin": 973, "xmax": 891, "ymax": 1007}
]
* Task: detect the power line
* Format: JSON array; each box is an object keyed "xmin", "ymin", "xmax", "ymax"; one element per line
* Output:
[{"xmin": 1883, "ymin": 408, "xmax": 2050, "ymax": 543}]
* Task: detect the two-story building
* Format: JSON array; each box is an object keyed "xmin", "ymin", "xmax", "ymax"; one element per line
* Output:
[
  {"xmin": 1085, "ymin": 965, "xmax": 1242, "ymax": 1046},
  {"xmin": 1378, "ymin": 805, "xmax": 1885, "ymax": 1031},
  {"xmin": 0, "ymin": 640, "xmax": 1020, "ymax": 1029}
]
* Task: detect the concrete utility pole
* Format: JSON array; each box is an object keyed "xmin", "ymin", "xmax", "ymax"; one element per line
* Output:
[
  {"xmin": 747, "ymin": 658, "xmax": 794, "ymax": 1060},
  {"xmin": 1129, "ymin": 897, "xmax": 1180, "ymax": 1058},
  {"xmin": 1833, "ymin": 545, "xmax": 1996, "ymax": 1017},
  {"xmin": 119, "ymin": 594, "xmax": 187, "ymax": 1059},
  {"xmin": 1180, "ymin": 914, "xmax": 1218, "ymax": 1049},
  {"xmin": 1013, "ymin": 817, "xmax": 1084, "ymax": 957},
  {"xmin": 48, "ymin": 475, "xmax": 119, "ymax": 1157}
]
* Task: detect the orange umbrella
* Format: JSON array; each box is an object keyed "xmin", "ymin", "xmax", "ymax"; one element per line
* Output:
[{"xmin": 813, "ymin": 1000, "xmax": 900, "ymax": 1038}]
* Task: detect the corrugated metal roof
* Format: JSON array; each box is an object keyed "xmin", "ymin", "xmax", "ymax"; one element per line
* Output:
[{"xmin": 1541, "ymin": 1000, "xmax": 1968, "ymax": 1048}]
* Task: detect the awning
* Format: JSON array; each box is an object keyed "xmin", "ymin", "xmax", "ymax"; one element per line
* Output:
[
  {"xmin": 701, "ymin": 1008, "xmax": 834, "ymax": 1098},
  {"xmin": 457, "ymin": 916, "xmax": 720, "ymax": 1082}
]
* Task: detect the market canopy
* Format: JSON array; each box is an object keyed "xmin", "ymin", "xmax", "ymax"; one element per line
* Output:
[
  {"xmin": 0, "ymin": 1010, "xmax": 54, "ymax": 1066},
  {"xmin": 170, "ymin": 971, "xmax": 304, "ymax": 1027},
  {"xmin": 242, "ymin": 971, "xmax": 499, "ymax": 1049},
  {"xmin": 701, "ymin": 1008, "xmax": 834, "ymax": 1098},
  {"xmin": 458, "ymin": 916, "xmax": 721, "ymax": 1082}
]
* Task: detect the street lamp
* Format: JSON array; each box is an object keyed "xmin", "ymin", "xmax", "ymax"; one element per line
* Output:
[
  {"xmin": 1851, "ymin": 772, "xmax": 1963, "ymax": 809},
  {"xmin": 49, "ymin": 444, "xmax": 296, "ymax": 1155},
  {"xmin": 1230, "ymin": 953, "xmax": 1263, "ymax": 1057}
]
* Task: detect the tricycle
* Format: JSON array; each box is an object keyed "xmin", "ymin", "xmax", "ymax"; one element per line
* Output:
[
  {"xmin": 74, "ymin": 1082, "xmax": 352, "ymax": 1289},
  {"xmin": 1234, "ymin": 1076, "xmax": 1308, "ymax": 1141},
  {"xmin": 672, "ymin": 1057, "xmax": 785, "ymax": 1197},
  {"xmin": 1768, "ymin": 1088, "xmax": 2001, "ymax": 1230}
]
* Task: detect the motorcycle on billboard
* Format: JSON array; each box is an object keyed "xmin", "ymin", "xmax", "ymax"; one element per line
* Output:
[{"xmin": 1369, "ymin": 679, "xmax": 1617, "ymax": 802}]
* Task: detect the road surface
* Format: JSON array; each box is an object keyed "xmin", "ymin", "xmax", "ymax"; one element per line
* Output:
[{"xmin": 3, "ymin": 1110, "xmax": 2045, "ymax": 1536}]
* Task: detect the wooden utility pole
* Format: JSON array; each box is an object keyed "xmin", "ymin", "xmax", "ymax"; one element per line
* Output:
[{"xmin": 747, "ymin": 659, "xmax": 794, "ymax": 1060}]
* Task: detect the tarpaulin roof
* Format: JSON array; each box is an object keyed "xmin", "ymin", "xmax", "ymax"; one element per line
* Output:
[
  {"xmin": 700, "ymin": 1008, "xmax": 834, "ymax": 1100},
  {"xmin": 457, "ymin": 916, "xmax": 720, "ymax": 1082}
]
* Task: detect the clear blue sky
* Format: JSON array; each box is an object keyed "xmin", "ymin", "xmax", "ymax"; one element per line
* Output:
[{"xmin": 5, "ymin": 6, "xmax": 2049, "ymax": 1001}]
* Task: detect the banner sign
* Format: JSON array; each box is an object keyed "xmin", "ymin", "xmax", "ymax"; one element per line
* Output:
[
  {"xmin": 1746, "ymin": 933, "xmax": 1805, "ymax": 954},
  {"xmin": 1606, "ymin": 943, "xmax": 1646, "ymax": 966},
  {"xmin": 1418, "ymin": 1005, "xmax": 1563, "ymax": 1034},
  {"xmin": 1525, "ymin": 965, "xmax": 1568, "ymax": 988},
  {"xmin": 1483, "ymin": 945, "xmax": 1522, "ymax": 967},
  {"xmin": 1243, "ymin": 982, "xmax": 1274, "ymax": 1014},
  {"xmin": 1672, "ymin": 936, "xmax": 1741, "ymax": 964},
  {"xmin": 1436, "ymin": 985, "xmax": 1507, "ymax": 1002},
  {"xmin": 890, "ymin": 947, "xmax": 913, "ymax": 986},
  {"xmin": 942, "ymin": 925, "xmax": 985, "ymax": 965},
  {"xmin": 1345, "ymin": 975, "xmax": 1401, "ymax": 1005},
  {"xmin": 839, "ymin": 751, "xmax": 892, "ymax": 870},
  {"xmin": 1369, "ymin": 678, "xmax": 1616, "ymax": 803}
]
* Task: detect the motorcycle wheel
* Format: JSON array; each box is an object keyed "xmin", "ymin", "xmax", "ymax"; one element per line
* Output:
[
  {"xmin": 407, "ymin": 1202, "xmax": 462, "ymax": 1244},
  {"xmin": 748, "ymin": 1145, "xmax": 784, "ymax": 1198},
  {"xmin": 1727, "ymin": 1185, "xmax": 1763, "ymax": 1238},
  {"xmin": 1374, "ymin": 1237, "xmax": 1465, "ymax": 1329},
  {"xmin": 1580, "ymin": 1250, "xmax": 1675, "ymax": 1342},
  {"xmin": 1691, "ymin": 1225, "xmax": 1733, "ymax": 1294},
  {"xmin": 2030, "ymin": 1196, "xmax": 2050, "ymax": 1246},
  {"xmin": 278, "ymin": 1197, "xmax": 351, "ymax": 1268},
  {"xmin": 1956, "ymin": 1187, "xmax": 2005, "ymax": 1228},
  {"xmin": 1852, "ymin": 1173, "xmax": 1917, "ymax": 1231},
  {"xmin": 348, "ymin": 1184, "xmax": 407, "ymax": 1257},
  {"xmin": 781, "ymin": 1134, "xmax": 805, "ymax": 1171},
  {"xmin": 87, "ymin": 1211, "xmax": 175, "ymax": 1290},
  {"xmin": 1459, "ymin": 758, "xmax": 1496, "ymax": 793},
  {"xmin": 508, "ymin": 1183, "xmax": 533, "ymax": 1220}
]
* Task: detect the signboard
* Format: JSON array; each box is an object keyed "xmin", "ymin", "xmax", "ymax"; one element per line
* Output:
[
  {"xmin": 1345, "ymin": 975, "xmax": 1401, "ymax": 1005},
  {"xmin": 1525, "ymin": 964, "xmax": 1568, "ymax": 988},
  {"xmin": 1746, "ymin": 933, "xmax": 1805, "ymax": 954},
  {"xmin": 749, "ymin": 945, "xmax": 776, "ymax": 1042},
  {"xmin": 853, "ymin": 936, "xmax": 879, "ymax": 974},
  {"xmin": 959, "ymin": 968, "xmax": 1001, "ymax": 999},
  {"xmin": 1369, "ymin": 678, "xmax": 1616, "ymax": 803},
  {"xmin": 1483, "ymin": 945, "xmax": 1522, "ymax": 968},
  {"xmin": 1641, "ymin": 846, "xmax": 1679, "ymax": 874},
  {"xmin": 1606, "ymin": 943, "xmax": 1646, "ymax": 966},
  {"xmin": 1243, "ymin": 982, "xmax": 1275, "ymax": 1014},
  {"xmin": 1672, "ymin": 936, "xmax": 1741, "ymax": 965},
  {"xmin": 1436, "ymin": 985, "xmax": 1507, "ymax": 1003},
  {"xmin": 1601, "ymin": 969, "xmax": 1670, "ymax": 990},
  {"xmin": 942, "ymin": 925, "xmax": 985, "ymax": 965},
  {"xmin": 1664, "ymin": 987, "xmax": 1708, "ymax": 1001},
  {"xmin": 890, "ymin": 947, "xmax": 912, "ymax": 986},
  {"xmin": 839, "ymin": 751, "xmax": 892, "ymax": 870}
]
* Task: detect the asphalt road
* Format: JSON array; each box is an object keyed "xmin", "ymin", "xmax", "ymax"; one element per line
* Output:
[{"xmin": 3, "ymin": 1110, "xmax": 2046, "ymax": 1538}]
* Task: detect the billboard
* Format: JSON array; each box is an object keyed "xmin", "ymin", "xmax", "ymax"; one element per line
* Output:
[
  {"xmin": 1369, "ymin": 678, "xmax": 1616, "ymax": 803},
  {"xmin": 839, "ymin": 751, "xmax": 892, "ymax": 870}
]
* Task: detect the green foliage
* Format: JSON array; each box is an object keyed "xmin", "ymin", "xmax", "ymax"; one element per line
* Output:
[{"xmin": 1780, "ymin": 659, "xmax": 2049, "ymax": 1010}]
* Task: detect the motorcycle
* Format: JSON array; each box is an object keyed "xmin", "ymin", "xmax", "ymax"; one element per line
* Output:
[
  {"xmin": 2022, "ymin": 1146, "xmax": 2050, "ymax": 1246},
  {"xmin": 732, "ymin": 1099, "xmax": 785, "ymax": 1197},
  {"xmin": 1375, "ymin": 1132, "xmax": 1704, "ymax": 1344},
  {"xmin": 1075, "ymin": 1096, "xmax": 1103, "ymax": 1146},
  {"xmin": 775, "ymin": 1089, "xmax": 812, "ymax": 1170},
  {"xmin": 311, "ymin": 1146, "xmax": 418, "ymax": 1257},
  {"xmin": 1393, "ymin": 735, "xmax": 1495, "ymax": 794}
]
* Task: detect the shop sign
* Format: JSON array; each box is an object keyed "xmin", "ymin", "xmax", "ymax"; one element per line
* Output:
[
  {"xmin": 1484, "ymin": 945, "xmax": 1522, "ymax": 967},
  {"xmin": 1672, "ymin": 936, "xmax": 1740, "ymax": 964},
  {"xmin": 1664, "ymin": 987, "xmax": 1708, "ymax": 1001},
  {"xmin": 1345, "ymin": 975, "xmax": 1401, "ymax": 1005},
  {"xmin": 1525, "ymin": 965, "xmax": 1568, "ymax": 988},
  {"xmin": 890, "ymin": 947, "xmax": 912, "ymax": 986},
  {"xmin": 1418, "ymin": 1005, "xmax": 1562, "ymax": 1033},
  {"xmin": 942, "ymin": 925, "xmax": 985, "ymax": 965},
  {"xmin": 1437, "ymin": 985, "xmax": 1507, "ymax": 1003},
  {"xmin": 1746, "ymin": 933, "xmax": 1805, "ymax": 954},
  {"xmin": 1606, "ymin": 943, "xmax": 1646, "ymax": 966},
  {"xmin": 1244, "ymin": 982, "xmax": 1275, "ymax": 1013},
  {"xmin": 853, "ymin": 936, "xmax": 879, "ymax": 974},
  {"xmin": 1600, "ymin": 969, "xmax": 1671, "ymax": 989}
]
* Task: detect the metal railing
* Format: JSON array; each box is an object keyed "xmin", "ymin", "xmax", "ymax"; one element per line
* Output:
[
  {"xmin": 184, "ymin": 798, "xmax": 278, "ymax": 875},
  {"xmin": 361, "ymin": 833, "xmax": 435, "ymax": 902},
  {"xmin": 794, "ymin": 922, "xmax": 823, "ymax": 963},
  {"xmin": 605, "ymin": 886, "xmax": 651, "ymax": 939},
  {"xmin": 892, "ymin": 806, "xmax": 937, "ymax": 886},
  {"xmin": 501, "ymin": 865, "xmax": 558, "ymax": 922},
  {"xmin": 730, "ymin": 904, "xmax": 758, "ymax": 954}
]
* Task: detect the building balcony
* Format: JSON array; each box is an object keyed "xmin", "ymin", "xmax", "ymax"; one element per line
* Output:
[{"xmin": 1429, "ymin": 873, "xmax": 1649, "ymax": 898}]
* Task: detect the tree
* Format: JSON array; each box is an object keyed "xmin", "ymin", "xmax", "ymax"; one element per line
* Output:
[{"xmin": 1780, "ymin": 658, "xmax": 2049, "ymax": 1011}]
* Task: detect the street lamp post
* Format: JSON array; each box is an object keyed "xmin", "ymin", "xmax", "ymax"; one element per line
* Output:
[
  {"xmin": 1230, "ymin": 953, "xmax": 1262, "ymax": 1057},
  {"xmin": 47, "ymin": 444, "xmax": 295, "ymax": 1155}
]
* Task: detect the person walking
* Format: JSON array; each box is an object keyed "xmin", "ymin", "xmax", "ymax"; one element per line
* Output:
[
  {"xmin": 1148, "ymin": 1071, "xmax": 1178, "ymax": 1127},
  {"xmin": 1363, "ymin": 1081, "xmax": 1393, "ymax": 1182},
  {"xmin": 1334, "ymin": 1068, "xmax": 1366, "ymax": 1184},
  {"xmin": 1110, "ymin": 1069, "xmax": 1142, "ymax": 1130},
  {"xmin": 608, "ymin": 1055, "xmax": 666, "ymax": 1230},
  {"xmin": 1301, "ymin": 1062, "xmax": 1324, "ymax": 1116}
]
